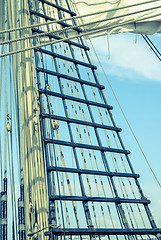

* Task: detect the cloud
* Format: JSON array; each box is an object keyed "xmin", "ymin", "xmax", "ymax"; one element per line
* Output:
[{"xmin": 89, "ymin": 33, "xmax": 161, "ymax": 82}]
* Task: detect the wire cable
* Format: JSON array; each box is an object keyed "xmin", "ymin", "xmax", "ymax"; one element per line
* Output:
[
  {"xmin": 1, "ymin": 3, "xmax": 161, "ymax": 46},
  {"xmin": 0, "ymin": 0, "xmax": 160, "ymax": 35},
  {"xmin": 1, "ymin": 11, "xmax": 161, "ymax": 58},
  {"xmin": 141, "ymin": 34, "xmax": 161, "ymax": 61},
  {"xmin": 89, "ymin": 39, "xmax": 161, "ymax": 188}
]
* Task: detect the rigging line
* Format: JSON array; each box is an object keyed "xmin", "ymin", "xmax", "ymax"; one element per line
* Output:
[
  {"xmin": 77, "ymin": 45, "xmax": 115, "ymax": 197},
  {"xmin": 31, "ymin": 7, "xmax": 50, "ymax": 228},
  {"xmin": 0, "ymin": 45, "xmax": 4, "ymax": 186},
  {"xmin": 35, "ymin": 64, "xmax": 49, "ymax": 232},
  {"xmin": 51, "ymin": 46, "xmax": 80, "ymax": 227},
  {"xmin": 143, "ymin": 34, "xmax": 161, "ymax": 57},
  {"xmin": 47, "ymin": 88, "xmax": 66, "ymax": 239},
  {"xmin": 78, "ymin": 32, "xmax": 153, "ymax": 229},
  {"xmin": 10, "ymin": 130, "xmax": 19, "ymax": 240},
  {"xmin": 104, "ymin": 131, "xmax": 140, "ymax": 228},
  {"xmin": 0, "ymin": 137, "xmax": 2, "ymax": 187},
  {"xmin": 23, "ymin": 27, "xmax": 46, "ymax": 232},
  {"xmin": 89, "ymin": 39, "xmax": 161, "ymax": 188},
  {"xmin": 40, "ymin": 49, "xmax": 65, "ymax": 228},
  {"xmin": 33, "ymin": 46, "xmax": 48, "ymax": 231},
  {"xmin": 102, "ymin": 115, "xmax": 146, "ymax": 227},
  {"xmin": 82, "ymin": 40, "xmax": 147, "ymax": 228},
  {"xmin": 46, "ymin": 67, "xmax": 77, "ymax": 229},
  {"xmin": 34, "ymin": 57, "xmax": 50, "ymax": 232},
  {"xmin": 3, "ymin": 0, "xmax": 9, "ymax": 183},
  {"xmin": 7, "ymin": 131, "xmax": 18, "ymax": 240},
  {"xmin": 69, "ymin": 3, "xmax": 159, "ymax": 230},
  {"xmin": 52, "ymin": 31, "xmax": 92, "ymax": 229},
  {"xmin": 70, "ymin": 78, "xmax": 114, "ymax": 228},
  {"xmin": 55, "ymin": 147, "xmax": 71, "ymax": 228},
  {"xmin": 4, "ymin": 49, "xmax": 8, "ymax": 176},
  {"xmin": 1, "ymin": 3, "xmax": 161, "ymax": 46},
  {"xmin": 62, "ymin": 31, "xmax": 119, "ymax": 229},
  {"xmin": 78, "ymin": 41, "xmax": 143, "ymax": 229},
  {"xmin": 51, "ymin": 20, "xmax": 58, "ymax": 115},
  {"xmin": 9, "ymin": 49, "xmax": 20, "ymax": 186},
  {"xmin": 63, "ymin": 70, "xmax": 99, "ymax": 227},
  {"xmin": 40, "ymin": 11, "xmax": 79, "ymax": 229},
  {"xmin": 1, "ymin": 11, "xmax": 161, "ymax": 58},
  {"xmin": 93, "ymin": 98, "xmax": 146, "ymax": 226},
  {"xmin": 91, "ymin": 105, "xmax": 134, "ymax": 227},
  {"xmin": 0, "ymin": 0, "xmax": 160, "ymax": 35},
  {"xmin": 54, "ymin": 41, "xmax": 83, "ymax": 227},
  {"xmin": 84, "ymin": 82, "xmax": 134, "ymax": 228},
  {"xmin": 67, "ymin": 29, "xmax": 135, "ymax": 232},
  {"xmin": 9, "ymin": 44, "xmax": 20, "ymax": 239},
  {"xmin": 141, "ymin": 34, "xmax": 161, "ymax": 61},
  {"xmin": 71, "ymin": 0, "xmax": 121, "ymax": 6},
  {"xmin": 41, "ymin": 54, "xmax": 66, "ymax": 238},
  {"xmin": 27, "ymin": 224, "xmax": 59, "ymax": 237}
]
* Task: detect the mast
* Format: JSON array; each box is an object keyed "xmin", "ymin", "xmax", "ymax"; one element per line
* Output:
[{"xmin": 17, "ymin": 0, "xmax": 49, "ymax": 237}]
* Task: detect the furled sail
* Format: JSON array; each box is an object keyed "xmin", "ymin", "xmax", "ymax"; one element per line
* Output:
[{"xmin": 67, "ymin": 0, "xmax": 161, "ymax": 37}]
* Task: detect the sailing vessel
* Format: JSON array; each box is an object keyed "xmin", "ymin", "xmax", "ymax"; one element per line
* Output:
[{"xmin": 0, "ymin": 0, "xmax": 161, "ymax": 239}]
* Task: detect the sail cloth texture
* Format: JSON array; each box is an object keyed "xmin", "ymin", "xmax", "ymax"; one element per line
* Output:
[{"xmin": 68, "ymin": 0, "xmax": 161, "ymax": 37}]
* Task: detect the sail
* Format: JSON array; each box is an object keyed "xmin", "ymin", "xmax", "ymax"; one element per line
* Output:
[{"xmin": 67, "ymin": 0, "xmax": 161, "ymax": 37}]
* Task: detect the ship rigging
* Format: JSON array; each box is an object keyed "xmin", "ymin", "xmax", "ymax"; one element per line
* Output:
[{"xmin": 0, "ymin": 0, "xmax": 161, "ymax": 239}]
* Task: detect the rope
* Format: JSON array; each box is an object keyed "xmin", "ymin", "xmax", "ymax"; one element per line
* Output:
[
  {"xmin": 62, "ymin": 38, "xmax": 106, "ymax": 227},
  {"xmin": 31, "ymin": 31, "xmax": 49, "ymax": 234},
  {"xmin": 1, "ymin": 4, "xmax": 161, "ymax": 47},
  {"xmin": 65, "ymin": 4, "xmax": 146, "ymax": 232},
  {"xmin": 75, "ymin": 45, "xmax": 116, "ymax": 227},
  {"xmin": 0, "ymin": 46, "xmax": 4, "ymax": 186},
  {"xmin": 1, "ymin": 11, "xmax": 161, "ymax": 58},
  {"xmin": 45, "ymin": 66, "xmax": 66, "ymax": 240},
  {"xmin": 64, "ymin": 71, "xmax": 99, "ymax": 227},
  {"xmin": 143, "ymin": 34, "xmax": 161, "ymax": 57},
  {"xmin": 38, "ymin": 13, "xmax": 67, "ymax": 236},
  {"xmin": 89, "ymin": 39, "xmax": 161, "ymax": 188},
  {"xmin": 53, "ymin": 9, "xmax": 94, "ymax": 226},
  {"xmin": 60, "ymin": 24, "xmax": 120, "ymax": 228},
  {"xmin": 9, "ymin": 51, "xmax": 20, "ymax": 185},
  {"xmin": 77, "ymin": 36, "xmax": 143, "ymax": 230},
  {"xmin": 0, "ymin": 0, "xmax": 159, "ymax": 35},
  {"xmin": 27, "ymin": 224, "xmax": 59, "ymax": 237},
  {"xmin": 141, "ymin": 34, "xmax": 161, "ymax": 61},
  {"xmin": 81, "ymin": 33, "xmax": 155, "ymax": 228},
  {"xmin": 52, "ymin": 40, "xmax": 83, "ymax": 227},
  {"xmin": 73, "ymin": 5, "xmax": 153, "ymax": 227},
  {"xmin": 9, "ymin": 47, "xmax": 19, "ymax": 239},
  {"xmin": 7, "ymin": 124, "xmax": 19, "ymax": 239},
  {"xmin": 107, "ymin": 32, "xmax": 110, "ymax": 60},
  {"xmin": 40, "ymin": 46, "xmax": 72, "ymax": 227}
]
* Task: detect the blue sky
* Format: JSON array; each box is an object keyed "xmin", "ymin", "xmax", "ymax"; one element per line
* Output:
[{"xmin": 90, "ymin": 32, "xmax": 161, "ymax": 226}]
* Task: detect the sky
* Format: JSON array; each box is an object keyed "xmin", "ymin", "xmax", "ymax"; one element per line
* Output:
[{"xmin": 89, "ymin": 32, "xmax": 161, "ymax": 226}]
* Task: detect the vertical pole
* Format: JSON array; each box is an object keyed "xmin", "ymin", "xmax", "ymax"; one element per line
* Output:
[
  {"xmin": 18, "ymin": 179, "xmax": 26, "ymax": 240},
  {"xmin": 1, "ymin": 177, "xmax": 7, "ymax": 240}
]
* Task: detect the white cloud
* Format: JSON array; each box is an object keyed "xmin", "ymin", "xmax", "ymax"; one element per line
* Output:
[{"xmin": 89, "ymin": 33, "xmax": 161, "ymax": 82}]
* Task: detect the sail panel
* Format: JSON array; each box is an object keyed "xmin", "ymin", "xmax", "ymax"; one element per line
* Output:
[{"xmin": 67, "ymin": 0, "xmax": 161, "ymax": 37}]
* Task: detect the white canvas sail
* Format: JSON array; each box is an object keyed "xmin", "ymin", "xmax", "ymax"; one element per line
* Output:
[{"xmin": 67, "ymin": 0, "xmax": 161, "ymax": 37}]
